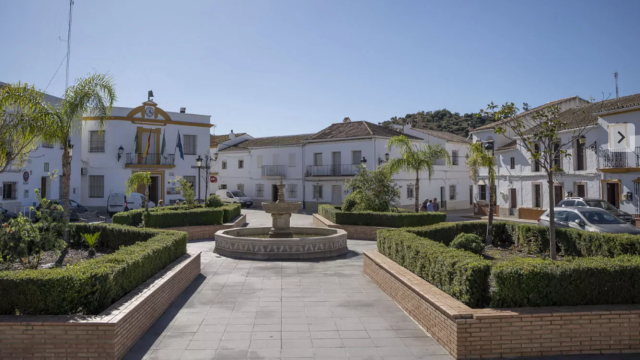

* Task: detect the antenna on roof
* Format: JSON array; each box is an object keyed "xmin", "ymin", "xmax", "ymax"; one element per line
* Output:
[{"xmin": 614, "ymin": 72, "xmax": 619, "ymax": 99}]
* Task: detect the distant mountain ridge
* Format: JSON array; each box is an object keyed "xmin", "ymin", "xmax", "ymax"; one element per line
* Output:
[{"xmin": 379, "ymin": 109, "xmax": 495, "ymax": 138}]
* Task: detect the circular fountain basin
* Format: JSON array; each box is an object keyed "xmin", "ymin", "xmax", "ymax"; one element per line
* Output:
[{"xmin": 214, "ymin": 227, "xmax": 348, "ymax": 260}]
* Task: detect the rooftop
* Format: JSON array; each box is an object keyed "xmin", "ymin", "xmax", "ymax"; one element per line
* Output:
[
  {"xmin": 218, "ymin": 133, "xmax": 312, "ymax": 152},
  {"xmin": 410, "ymin": 127, "xmax": 471, "ymax": 144},
  {"xmin": 308, "ymin": 121, "xmax": 421, "ymax": 141},
  {"xmin": 210, "ymin": 133, "xmax": 247, "ymax": 147}
]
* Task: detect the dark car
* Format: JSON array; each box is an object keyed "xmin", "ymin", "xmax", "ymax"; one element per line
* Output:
[
  {"xmin": 557, "ymin": 197, "xmax": 636, "ymax": 226},
  {"xmin": 0, "ymin": 205, "xmax": 18, "ymax": 223},
  {"xmin": 36, "ymin": 199, "xmax": 88, "ymax": 221}
]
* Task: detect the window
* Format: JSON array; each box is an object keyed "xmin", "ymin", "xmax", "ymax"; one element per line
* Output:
[
  {"xmin": 183, "ymin": 176, "xmax": 196, "ymax": 188},
  {"xmin": 288, "ymin": 153, "xmax": 296, "ymax": 167},
  {"xmin": 219, "ymin": 184, "xmax": 227, "ymax": 190},
  {"xmin": 510, "ymin": 188, "xmax": 517, "ymax": 208},
  {"xmin": 532, "ymin": 143, "xmax": 540, "ymax": 172},
  {"xmin": 237, "ymin": 183, "xmax": 244, "ymax": 192},
  {"xmin": 352, "ymin": 151, "xmax": 362, "ymax": 165},
  {"xmin": 575, "ymin": 201, "xmax": 587, "ymax": 207},
  {"xmin": 567, "ymin": 211, "xmax": 583, "ymax": 223},
  {"xmin": 2, "ymin": 182, "xmax": 17, "ymax": 200},
  {"xmin": 257, "ymin": 155, "xmax": 263, "ymax": 168},
  {"xmin": 221, "ymin": 161, "xmax": 227, "ymax": 170},
  {"xmin": 479, "ymin": 185, "xmax": 487, "ymax": 201},
  {"xmin": 452, "ymin": 150, "xmax": 459, "ymax": 166},
  {"xmin": 449, "ymin": 185, "xmax": 456, "ymax": 201},
  {"xmin": 553, "ymin": 142, "xmax": 562, "ymax": 170},
  {"xmin": 533, "ymin": 183, "xmax": 542, "ymax": 208},
  {"xmin": 287, "ymin": 184, "xmax": 297, "ymax": 199},
  {"xmin": 406, "ymin": 184, "xmax": 414, "ymax": 199},
  {"xmin": 24, "ymin": 189, "xmax": 29, "ymax": 198},
  {"xmin": 510, "ymin": 157, "xmax": 515, "ymax": 170},
  {"xmin": 576, "ymin": 183, "xmax": 586, "ymax": 197},
  {"xmin": 576, "ymin": 137, "xmax": 586, "ymax": 171},
  {"xmin": 238, "ymin": 160, "xmax": 244, "ymax": 169},
  {"xmin": 183, "ymin": 135, "xmax": 197, "ymax": 155},
  {"xmin": 314, "ymin": 153, "xmax": 322, "ymax": 166},
  {"xmin": 89, "ymin": 131, "xmax": 105, "ymax": 152},
  {"xmin": 554, "ymin": 211, "xmax": 567, "ymax": 222},
  {"xmin": 313, "ymin": 184, "xmax": 323, "ymax": 199},
  {"xmin": 256, "ymin": 184, "xmax": 264, "ymax": 197},
  {"xmin": 44, "ymin": 162, "xmax": 49, "ymax": 172},
  {"xmin": 42, "ymin": 141, "xmax": 54, "ymax": 148},
  {"xmin": 89, "ymin": 175, "xmax": 104, "ymax": 198}
]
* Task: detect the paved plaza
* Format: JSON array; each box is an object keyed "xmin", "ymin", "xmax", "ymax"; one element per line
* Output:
[{"xmin": 124, "ymin": 210, "xmax": 640, "ymax": 360}]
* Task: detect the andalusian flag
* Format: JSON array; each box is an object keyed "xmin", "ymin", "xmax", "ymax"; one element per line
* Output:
[
  {"xmin": 134, "ymin": 132, "xmax": 139, "ymax": 153},
  {"xmin": 144, "ymin": 130, "xmax": 152, "ymax": 157},
  {"xmin": 160, "ymin": 129, "xmax": 166, "ymax": 155}
]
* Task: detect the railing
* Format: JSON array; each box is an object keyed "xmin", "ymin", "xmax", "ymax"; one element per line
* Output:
[
  {"xmin": 600, "ymin": 148, "xmax": 640, "ymax": 168},
  {"xmin": 89, "ymin": 141, "xmax": 105, "ymax": 153},
  {"xmin": 125, "ymin": 153, "xmax": 175, "ymax": 166},
  {"xmin": 306, "ymin": 164, "xmax": 360, "ymax": 177},
  {"xmin": 261, "ymin": 165, "xmax": 286, "ymax": 177}
]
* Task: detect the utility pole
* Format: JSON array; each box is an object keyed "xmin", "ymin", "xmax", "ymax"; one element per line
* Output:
[
  {"xmin": 614, "ymin": 72, "xmax": 619, "ymax": 99},
  {"xmin": 65, "ymin": 0, "xmax": 74, "ymax": 91}
]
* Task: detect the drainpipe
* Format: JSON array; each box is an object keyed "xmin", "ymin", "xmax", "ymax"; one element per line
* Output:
[{"xmin": 302, "ymin": 143, "xmax": 305, "ymax": 210}]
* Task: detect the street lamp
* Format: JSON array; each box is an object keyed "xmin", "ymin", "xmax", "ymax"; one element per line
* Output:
[
  {"xmin": 378, "ymin": 152, "xmax": 390, "ymax": 165},
  {"xmin": 196, "ymin": 155, "xmax": 203, "ymax": 202},
  {"xmin": 117, "ymin": 145, "xmax": 124, "ymax": 162},
  {"xmin": 67, "ymin": 140, "xmax": 74, "ymax": 159}
]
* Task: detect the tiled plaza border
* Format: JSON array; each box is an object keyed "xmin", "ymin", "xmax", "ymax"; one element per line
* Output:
[
  {"xmin": 0, "ymin": 252, "xmax": 201, "ymax": 360},
  {"xmin": 364, "ymin": 250, "xmax": 640, "ymax": 359},
  {"xmin": 313, "ymin": 213, "xmax": 386, "ymax": 240},
  {"xmin": 167, "ymin": 213, "xmax": 246, "ymax": 241}
]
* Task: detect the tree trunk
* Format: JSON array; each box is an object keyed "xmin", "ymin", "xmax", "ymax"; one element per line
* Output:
[
  {"xmin": 145, "ymin": 183, "xmax": 149, "ymax": 212},
  {"xmin": 55, "ymin": 141, "xmax": 72, "ymax": 267},
  {"xmin": 547, "ymin": 173, "xmax": 557, "ymax": 260},
  {"xmin": 414, "ymin": 171, "xmax": 420, "ymax": 212},
  {"xmin": 486, "ymin": 178, "xmax": 494, "ymax": 246}
]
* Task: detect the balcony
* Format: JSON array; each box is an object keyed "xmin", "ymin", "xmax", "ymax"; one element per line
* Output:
[
  {"xmin": 125, "ymin": 153, "xmax": 175, "ymax": 168},
  {"xmin": 306, "ymin": 164, "xmax": 360, "ymax": 177},
  {"xmin": 599, "ymin": 148, "xmax": 640, "ymax": 173},
  {"xmin": 262, "ymin": 165, "xmax": 286, "ymax": 179}
]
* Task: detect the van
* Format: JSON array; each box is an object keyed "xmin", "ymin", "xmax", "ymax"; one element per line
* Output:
[
  {"xmin": 107, "ymin": 192, "xmax": 155, "ymax": 216},
  {"xmin": 215, "ymin": 190, "xmax": 253, "ymax": 208}
]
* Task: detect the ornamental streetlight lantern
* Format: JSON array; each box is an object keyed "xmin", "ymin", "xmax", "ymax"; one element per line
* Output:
[
  {"xmin": 67, "ymin": 140, "xmax": 74, "ymax": 158},
  {"xmin": 385, "ymin": 152, "xmax": 390, "ymax": 161},
  {"xmin": 360, "ymin": 156, "xmax": 367, "ymax": 164},
  {"xmin": 196, "ymin": 155, "xmax": 203, "ymax": 202},
  {"xmin": 117, "ymin": 145, "xmax": 124, "ymax": 162}
]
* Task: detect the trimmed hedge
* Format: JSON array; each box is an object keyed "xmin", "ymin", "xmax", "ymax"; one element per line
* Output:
[
  {"xmin": 404, "ymin": 221, "xmax": 517, "ymax": 247},
  {"xmin": 491, "ymin": 256, "xmax": 640, "ymax": 308},
  {"xmin": 111, "ymin": 205, "xmax": 185, "ymax": 226},
  {"xmin": 143, "ymin": 208, "xmax": 223, "ymax": 228},
  {"xmin": 220, "ymin": 204, "xmax": 241, "ymax": 223},
  {"xmin": 0, "ymin": 223, "xmax": 187, "ymax": 315},
  {"xmin": 377, "ymin": 229, "xmax": 491, "ymax": 307},
  {"xmin": 319, "ymin": 205, "xmax": 446, "ymax": 228}
]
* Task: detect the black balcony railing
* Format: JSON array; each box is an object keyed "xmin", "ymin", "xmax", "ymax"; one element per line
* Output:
[
  {"xmin": 306, "ymin": 164, "xmax": 360, "ymax": 177},
  {"xmin": 262, "ymin": 165, "xmax": 286, "ymax": 177},
  {"xmin": 125, "ymin": 153, "xmax": 175, "ymax": 166},
  {"xmin": 600, "ymin": 148, "xmax": 640, "ymax": 168}
]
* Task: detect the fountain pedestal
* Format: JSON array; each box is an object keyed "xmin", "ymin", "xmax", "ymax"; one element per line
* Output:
[{"xmin": 262, "ymin": 181, "xmax": 301, "ymax": 238}]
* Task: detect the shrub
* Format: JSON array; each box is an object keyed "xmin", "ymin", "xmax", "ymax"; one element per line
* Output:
[
  {"xmin": 143, "ymin": 208, "xmax": 223, "ymax": 228},
  {"xmin": 205, "ymin": 195, "xmax": 224, "ymax": 208},
  {"xmin": 450, "ymin": 233, "xmax": 484, "ymax": 255},
  {"xmin": 377, "ymin": 229, "xmax": 491, "ymax": 307},
  {"xmin": 111, "ymin": 205, "xmax": 197, "ymax": 227},
  {"xmin": 319, "ymin": 205, "xmax": 446, "ymax": 228},
  {"xmin": 405, "ymin": 221, "xmax": 519, "ymax": 247},
  {"xmin": 344, "ymin": 166, "xmax": 400, "ymax": 212},
  {"xmin": 342, "ymin": 193, "xmax": 358, "ymax": 212},
  {"xmin": 0, "ymin": 223, "xmax": 187, "ymax": 315},
  {"xmin": 219, "ymin": 203, "xmax": 241, "ymax": 223},
  {"xmin": 490, "ymin": 256, "xmax": 640, "ymax": 308}
]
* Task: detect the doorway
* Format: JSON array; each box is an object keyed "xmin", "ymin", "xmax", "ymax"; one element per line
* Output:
[
  {"xmin": 510, "ymin": 188, "xmax": 517, "ymax": 209},
  {"xmin": 331, "ymin": 185, "xmax": 342, "ymax": 205},
  {"xmin": 554, "ymin": 184, "xmax": 564, "ymax": 206},
  {"xmin": 272, "ymin": 184, "xmax": 278, "ymax": 202},
  {"xmin": 469, "ymin": 185, "xmax": 473, "ymax": 205},
  {"xmin": 149, "ymin": 176, "xmax": 159, "ymax": 204},
  {"xmin": 40, "ymin": 177, "xmax": 48, "ymax": 199},
  {"xmin": 440, "ymin": 186, "xmax": 446, "ymax": 210},
  {"xmin": 606, "ymin": 182, "xmax": 620, "ymax": 208},
  {"xmin": 576, "ymin": 183, "xmax": 586, "ymax": 198},
  {"xmin": 332, "ymin": 152, "xmax": 341, "ymax": 176}
]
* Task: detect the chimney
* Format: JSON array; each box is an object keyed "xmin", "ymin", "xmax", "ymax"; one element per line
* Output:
[
  {"xmin": 343, "ymin": 117, "xmax": 351, "ymax": 123},
  {"xmin": 229, "ymin": 130, "xmax": 235, "ymax": 139},
  {"xmin": 180, "ymin": 107, "xmax": 186, "ymax": 113}
]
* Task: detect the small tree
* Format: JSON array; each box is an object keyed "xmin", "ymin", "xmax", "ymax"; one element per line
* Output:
[
  {"xmin": 172, "ymin": 176, "xmax": 196, "ymax": 208},
  {"xmin": 466, "ymin": 142, "xmax": 497, "ymax": 245},
  {"xmin": 344, "ymin": 165, "xmax": 400, "ymax": 212},
  {"xmin": 386, "ymin": 135, "xmax": 452, "ymax": 212},
  {"xmin": 125, "ymin": 172, "xmax": 152, "ymax": 211}
]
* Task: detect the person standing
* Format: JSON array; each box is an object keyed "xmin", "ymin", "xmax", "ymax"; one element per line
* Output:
[
  {"xmin": 426, "ymin": 199, "xmax": 434, "ymax": 212},
  {"xmin": 433, "ymin": 198, "xmax": 440, "ymax": 212}
]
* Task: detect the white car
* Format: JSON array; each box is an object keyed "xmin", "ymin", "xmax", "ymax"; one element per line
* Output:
[
  {"xmin": 538, "ymin": 207, "xmax": 640, "ymax": 235},
  {"xmin": 107, "ymin": 192, "xmax": 155, "ymax": 216},
  {"xmin": 215, "ymin": 190, "xmax": 253, "ymax": 208}
]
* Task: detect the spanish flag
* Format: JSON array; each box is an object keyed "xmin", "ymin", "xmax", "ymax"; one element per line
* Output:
[{"xmin": 144, "ymin": 130, "xmax": 152, "ymax": 157}]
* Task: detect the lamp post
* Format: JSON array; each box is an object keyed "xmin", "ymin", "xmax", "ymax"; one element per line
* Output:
[
  {"xmin": 196, "ymin": 155, "xmax": 203, "ymax": 203},
  {"xmin": 117, "ymin": 145, "xmax": 124, "ymax": 162},
  {"xmin": 378, "ymin": 152, "xmax": 390, "ymax": 165}
]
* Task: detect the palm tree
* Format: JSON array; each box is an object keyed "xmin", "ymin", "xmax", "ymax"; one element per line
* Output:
[
  {"xmin": 386, "ymin": 135, "xmax": 452, "ymax": 212},
  {"xmin": 466, "ymin": 142, "xmax": 497, "ymax": 245},
  {"xmin": 125, "ymin": 172, "xmax": 152, "ymax": 211}
]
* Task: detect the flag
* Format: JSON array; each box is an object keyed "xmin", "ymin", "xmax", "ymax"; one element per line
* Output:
[
  {"xmin": 160, "ymin": 129, "xmax": 166, "ymax": 155},
  {"xmin": 134, "ymin": 132, "xmax": 139, "ymax": 153},
  {"xmin": 176, "ymin": 131, "xmax": 184, "ymax": 160},
  {"xmin": 144, "ymin": 130, "xmax": 152, "ymax": 157}
]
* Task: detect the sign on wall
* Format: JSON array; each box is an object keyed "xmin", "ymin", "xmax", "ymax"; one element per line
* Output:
[
  {"xmin": 22, "ymin": 171, "xmax": 30, "ymax": 183},
  {"xmin": 210, "ymin": 175, "xmax": 217, "ymax": 183}
]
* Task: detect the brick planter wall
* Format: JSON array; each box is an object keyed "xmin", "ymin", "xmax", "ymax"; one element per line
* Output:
[
  {"xmin": 0, "ymin": 252, "xmax": 201, "ymax": 360},
  {"xmin": 313, "ymin": 213, "xmax": 385, "ymax": 240},
  {"xmin": 364, "ymin": 250, "xmax": 640, "ymax": 359},
  {"xmin": 167, "ymin": 214, "xmax": 246, "ymax": 241}
]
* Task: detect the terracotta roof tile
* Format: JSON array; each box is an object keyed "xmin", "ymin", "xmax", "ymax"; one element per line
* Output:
[
  {"xmin": 210, "ymin": 133, "xmax": 247, "ymax": 147},
  {"xmin": 308, "ymin": 121, "xmax": 421, "ymax": 141},
  {"xmin": 410, "ymin": 128, "xmax": 471, "ymax": 143},
  {"xmin": 218, "ymin": 133, "xmax": 312, "ymax": 152}
]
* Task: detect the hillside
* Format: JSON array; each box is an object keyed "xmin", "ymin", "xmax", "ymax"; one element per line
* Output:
[{"xmin": 379, "ymin": 109, "xmax": 495, "ymax": 138}]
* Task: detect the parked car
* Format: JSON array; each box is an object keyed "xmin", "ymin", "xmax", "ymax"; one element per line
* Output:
[
  {"xmin": 36, "ymin": 199, "xmax": 88, "ymax": 221},
  {"xmin": 215, "ymin": 190, "xmax": 253, "ymax": 208},
  {"xmin": 539, "ymin": 207, "xmax": 640, "ymax": 235},
  {"xmin": 557, "ymin": 197, "xmax": 635, "ymax": 225},
  {"xmin": 107, "ymin": 192, "xmax": 155, "ymax": 217},
  {"xmin": 0, "ymin": 205, "xmax": 18, "ymax": 223}
]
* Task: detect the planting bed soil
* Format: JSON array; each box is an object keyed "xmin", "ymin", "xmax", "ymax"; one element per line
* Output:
[{"xmin": 0, "ymin": 248, "xmax": 111, "ymax": 270}]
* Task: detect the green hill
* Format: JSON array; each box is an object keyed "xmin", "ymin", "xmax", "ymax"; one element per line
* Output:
[{"xmin": 379, "ymin": 109, "xmax": 495, "ymax": 137}]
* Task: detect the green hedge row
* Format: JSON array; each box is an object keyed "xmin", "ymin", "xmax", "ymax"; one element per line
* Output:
[
  {"xmin": 0, "ymin": 223, "xmax": 187, "ymax": 315},
  {"xmin": 377, "ymin": 229, "xmax": 491, "ymax": 307},
  {"xmin": 491, "ymin": 256, "xmax": 640, "ymax": 308},
  {"xmin": 319, "ymin": 205, "xmax": 446, "ymax": 228},
  {"xmin": 111, "ymin": 205, "xmax": 187, "ymax": 226},
  {"xmin": 143, "ymin": 208, "xmax": 223, "ymax": 228},
  {"xmin": 220, "ymin": 204, "xmax": 241, "ymax": 223}
]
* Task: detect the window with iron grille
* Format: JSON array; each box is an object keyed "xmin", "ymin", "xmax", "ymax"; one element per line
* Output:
[
  {"xmin": 238, "ymin": 159, "xmax": 244, "ymax": 169},
  {"xmin": 183, "ymin": 135, "xmax": 197, "ymax": 155},
  {"xmin": 510, "ymin": 157, "xmax": 515, "ymax": 170},
  {"xmin": 287, "ymin": 184, "xmax": 297, "ymax": 199},
  {"xmin": 449, "ymin": 185, "xmax": 457, "ymax": 200},
  {"xmin": 89, "ymin": 131, "xmax": 105, "ymax": 152},
  {"xmin": 479, "ymin": 185, "xmax": 487, "ymax": 201},
  {"xmin": 89, "ymin": 175, "xmax": 104, "ymax": 198},
  {"xmin": 452, "ymin": 150, "xmax": 459, "ymax": 165},
  {"xmin": 219, "ymin": 184, "xmax": 227, "ymax": 190},
  {"xmin": 313, "ymin": 184, "xmax": 323, "ymax": 199},
  {"xmin": 2, "ymin": 182, "xmax": 17, "ymax": 200},
  {"xmin": 237, "ymin": 183, "xmax": 244, "ymax": 192},
  {"xmin": 406, "ymin": 184, "xmax": 414, "ymax": 199},
  {"xmin": 183, "ymin": 176, "xmax": 196, "ymax": 188},
  {"xmin": 256, "ymin": 184, "xmax": 264, "ymax": 197},
  {"xmin": 44, "ymin": 162, "xmax": 49, "ymax": 172},
  {"xmin": 222, "ymin": 161, "xmax": 227, "ymax": 170}
]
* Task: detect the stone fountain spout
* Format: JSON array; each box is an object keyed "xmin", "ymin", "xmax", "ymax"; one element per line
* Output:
[{"xmin": 262, "ymin": 180, "xmax": 301, "ymax": 238}]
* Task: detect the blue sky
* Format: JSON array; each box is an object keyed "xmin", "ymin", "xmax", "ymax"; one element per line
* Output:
[{"xmin": 2, "ymin": 0, "xmax": 639, "ymax": 137}]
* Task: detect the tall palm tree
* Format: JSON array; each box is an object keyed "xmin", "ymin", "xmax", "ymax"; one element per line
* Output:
[
  {"xmin": 386, "ymin": 135, "xmax": 452, "ymax": 212},
  {"xmin": 466, "ymin": 142, "xmax": 497, "ymax": 245}
]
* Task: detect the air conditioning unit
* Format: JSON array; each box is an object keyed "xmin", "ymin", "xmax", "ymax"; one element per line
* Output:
[{"xmin": 81, "ymin": 168, "xmax": 88, "ymax": 176}]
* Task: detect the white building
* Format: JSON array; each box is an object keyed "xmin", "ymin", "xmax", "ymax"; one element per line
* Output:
[
  {"xmin": 470, "ymin": 94, "xmax": 640, "ymax": 223},
  {"xmin": 213, "ymin": 120, "xmax": 473, "ymax": 212},
  {"xmin": 0, "ymin": 82, "xmax": 82, "ymax": 213},
  {"xmin": 80, "ymin": 98, "xmax": 213, "ymax": 210}
]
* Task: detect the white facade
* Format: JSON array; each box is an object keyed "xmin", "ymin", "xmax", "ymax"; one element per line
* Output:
[{"xmin": 80, "ymin": 100, "xmax": 212, "ymax": 210}]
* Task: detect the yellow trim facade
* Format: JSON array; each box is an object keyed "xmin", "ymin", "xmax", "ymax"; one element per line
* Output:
[
  {"xmin": 131, "ymin": 170, "xmax": 166, "ymax": 205},
  {"xmin": 83, "ymin": 116, "xmax": 212, "ymax": 128}
]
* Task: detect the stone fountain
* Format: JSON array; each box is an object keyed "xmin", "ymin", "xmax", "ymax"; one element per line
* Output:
[{"xmin": 214, "ymin": 182, "xmax": 348, "ymax": 260}]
